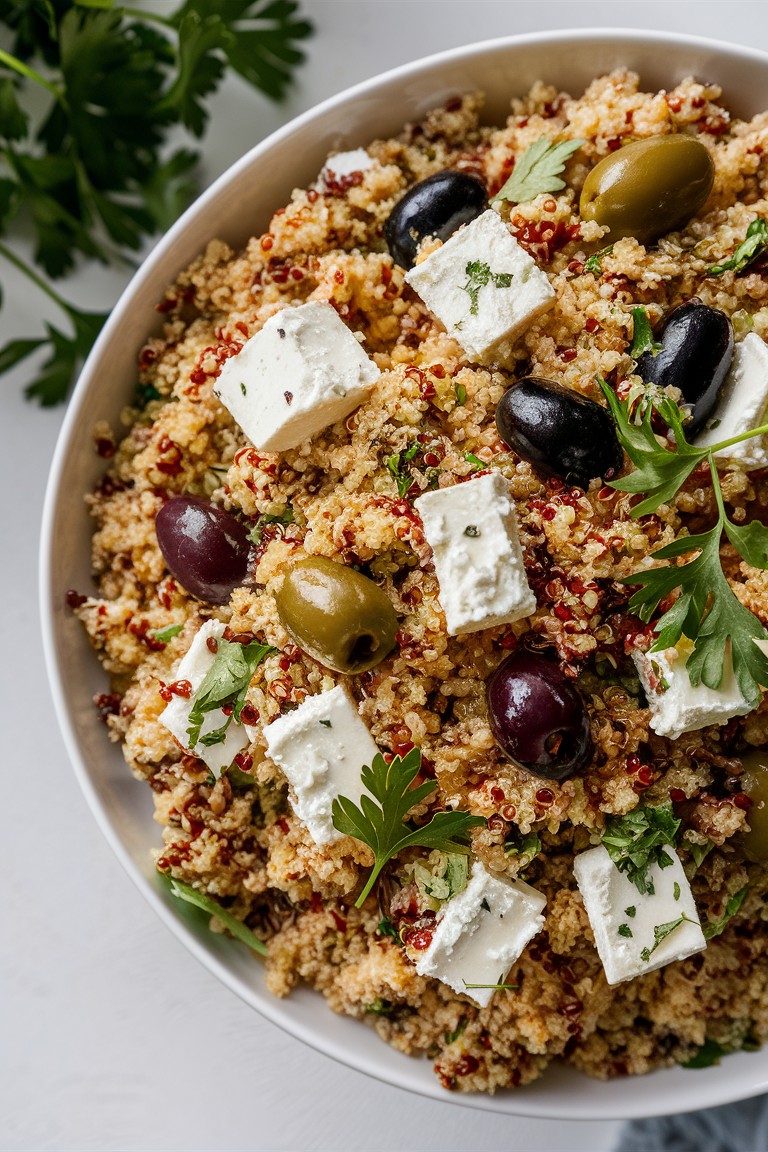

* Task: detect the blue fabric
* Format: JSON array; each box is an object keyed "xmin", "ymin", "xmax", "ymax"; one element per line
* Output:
[{"xmin": 615, "ymin": 1095, "xmax": 768, "ymax": 1151}]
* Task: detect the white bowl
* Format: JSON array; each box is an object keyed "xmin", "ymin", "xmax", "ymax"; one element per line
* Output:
[{"xmin": 41, "ymin": 28, "xmax": 768, "ymax": 1119}]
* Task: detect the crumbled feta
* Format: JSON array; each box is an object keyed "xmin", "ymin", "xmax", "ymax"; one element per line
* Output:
[
  {"xmin": 632, "ymin": 641, "xmax": 751, "ymax": 740},
  {"xmin": 695, "ymin": 333, "xmax": 768, "ymax": 469},
  {"xmin": 415, "ymin": 862, "xmax": 546, "ymax": 1008},
  {"xmin": 214, "ymin": 301, "xmax": 380, "ymax": 452},
  {"xmin": 158, "ymin": 620, "xmax": 253, "ymax": 777},
  {"xmin": 404, "ymin": 208, "xmax": 555, "ymax": 363},
  {"xmin": 573, "ymin": 844, "xmax": 705, "ymax": 985},
  {"xmin": 263, "ymin": 684, "xmax": 379, "ymax": 845},
  {"xmin": 316, "ymin": 148, "xmax": 376, "ymax": 191},
  {"xmin": 414, "ymin": 472, "xmax": 536, "ymax": 635}
]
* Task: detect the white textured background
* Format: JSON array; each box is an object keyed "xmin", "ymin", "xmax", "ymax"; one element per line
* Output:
[{"xmin": 3, "ymin": 2, "xmax": 768, "ymax": 1150}]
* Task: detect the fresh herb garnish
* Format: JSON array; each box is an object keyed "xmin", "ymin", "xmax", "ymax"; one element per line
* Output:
[
  {"xmin": 682, "ymin": 1038, "xmax": 731, "ymax": 1069},
  {"xmin": 585, "ymin": 244, "xmax": 614, "ymax": 276},
  {"xmin": 163, "ymin": 875, "xmax": 268, "ymax": 955},
  {"xmin": 629, "ymin": 306, "xmax": 662, "ymax": 358},
  {"xmin": 247, "ymin": 505, "xmax": 295, "ymax": 545},
  {"xmin": 624, "ymin": 906, "xmax": 637, "ymax": 918},
  {"xmin": 640, "ymin": 913, "xmax": 697, "ymax": 962},
  {"xmin": 673, "ymin": 881, "xmax": 681, "ymax": 901},
  {"xmin": 462, "ymin": 979, "xmax": 519, "ymax": 991},
  {"xmin": 377, "ymin": 917, "xmax": 401, "ymax": 941},
  {"xmin": 364, "ymin": 997, "xmax": 393, "ymax": 1016},
  {"xmin": 0, "ymin": 1, "xmax": 312, "ymax": 405},
  {"xmin": 601, "ymin": 381, "xmax": 768, "ymax": 704},
  {"xmin": 703, "ymin": 885, "xmax": 748, "ymax": 940},
  {"xmin": 600, "ymin": 803, "xmax": 680, "ymax": 895},
  {"xmin": 618, "ymin": 923, "xmax": 633, "ymax": 938},
  {"xmin": 444, "ymin": 1019, "xmax": 467, "ymax": 1044},
  {"xmin": 493, "ymin": 137, "xmax": 584, "ymax": 204},
  {"xmin": 464, "ymin": 451, "xmax": 485, "ymax": 471},
  {"xmin": 461, "ymin": 260, "xmax": 514, "ymax": 315},
  {"xmin": 454, "ymin": 381, "xmax": 467, "ymax": 405},
  {"xmin": 504, "ymin": 829, "xmax": 542, "ymax": 865},
  {"xmin": 331, "ymin": 747, "xmax": 485, "ymax": 908},
  {"xmin": 150, "ymin": 622, "xmax": 184, "ymax": 643},
  {"xmin": 186, "ymin": 637, "xmax": 275, "ymax": 751},
  {"xmin": 319, "ymin": 719, "xmax": 332, "ymax": 729},
  {"xmin": 386, "ymin": 442, "xmax": 420, "ymax": 497},
  {"xmin": 708, "ymin": 217, "xmax": 768, "ymax": 277},
  {"xmin": 689, "ymin": 840, "xmax": 714, "ymax": 869},
  {"xmin": 463, "ymin": 525, "xmax": 481, "ymax": 537}
]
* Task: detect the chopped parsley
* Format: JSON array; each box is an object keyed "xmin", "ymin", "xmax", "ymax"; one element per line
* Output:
[
  {"xmin": 624, "ymin": 906, "xmax": 637, "ymax": 918},
  {"xmin": 493, "ymin": 137, "xmax": 584, "ymax": 204},
  {"xmin": 240, "ymin": 382, "xmax": 247, "ymax": 396},
  {"xmin": 247, "ymin": 505, "xmax": 295, "ymax": 545},
  {"xmin": 600, "ymin": 803, "xmax": 680, "ymax": 895},
  {"xmin": 149, "ymin": 622, "xmax": 183, "ymax": 643},
  {"xmin": 682, "ymin": 1039, "xmax": 731, "ymax": 1069},
  {"xmin": 464, "ymin": 451, "xmax": 485, "ymax": 471},
  {"xmin": 584, "ymin": 244, "xmax": 614, "ymax": 276},
  {"xmin": 640, "ymin": 913, "xmax": 698, "ymax": 962},
  {"xmin": 703, "ymin": 885, "xmax": 748, "ymax": 940},
  {"xmin": 617, "ymin": 924, "xmax": 633, "ymax": 938},
  {"xmin": 463, "ymin": 524, "xmax": 481, "ymax": 537},
  {"xmin": 331, "ymin": 747, "xmax": 485, "ymax": 908},
  {"xmin": 444, "ymin": 1019, "xmax": 467, "ymax": 1044},
  {"xmin": 461, "ymin": 260, "xmax": 514, "ymax": 315},
  {"xmin": 673, "ymin": 882, "xmax": 681, "ymax": 902},
  {"xmin": 454, "ymin": 381, "xmax": 467, "ymax": 406},
  {"xmin": 319, "ymin": 719, "xmax": 332, "ymax": 729},
  {"xmin": 185, "ymin": 637, "xmax": 275, "ymax": 752},
  {"xmin": 377, "ymin": 917, "xmax": 401, "ymax": 941},
  {"xmin": 629, "ymin": 306, "xmax": 662, "ymax": 358},
  {"xmin": 364, "ymin": 998, "xmax": 393, "ymax": 1016},
  {"xmin": 689, "ymin": 840, "xmax": 714, "ymax": 869},
  {"xmin": 386, "ymin": 442, "xmax": 420, "ymax": 497},
  {"xmin": 504, "ymin": 829, "xmax": 542, "ymax": 866},
  {"xmin": 708, "ymin": 217, "xmax": 768, "ymax": 276},
  {"xmin": 163, "ymin": 875, "xmax": 267, "ymax": 956}
]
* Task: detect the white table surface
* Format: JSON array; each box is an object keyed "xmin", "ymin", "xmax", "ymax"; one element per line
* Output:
[{"xmin": 3, "ymin": 2, "xmax": 768, "ymax": 1149}]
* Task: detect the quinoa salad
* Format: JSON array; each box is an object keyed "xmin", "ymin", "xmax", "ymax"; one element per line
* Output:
[{"xmin": 72, "ymin": 69, "xmax": 768, "ymax": 1093}]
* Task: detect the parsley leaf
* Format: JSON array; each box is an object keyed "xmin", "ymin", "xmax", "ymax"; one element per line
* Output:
[
  {"xmin": 703, "ymin": 885, "xmax": 748, "ymax": 940},
  {"xmin": 585, "ymin": 244, "xmax": 613, "ymax": 276},
  {"xmin": 149, "ymin": 623, "xmax": 184, "ymax": 643},
  {"xmin": 163, "ymin": 874, "xmax": 268, "ymax": 955},
  {"xmin": 617, "ymin": 924, "xmax": 633, "ymax": 938},
  {"xmin": 247, "ymin": 505, "xmax": 295, "ymax": 545},
  {"xmin": 708, "ymin": 217, "xmax": 768, "ymax": 277},
  {"xmin": 461, "ymin": 259, "xmax": 514, "ymax": 314},
  {"xmin": 682, "ymin": 1039, "xmax": 731, "ymax": 1069},
  {"xmin": 504, "ymin": 829, "xmax": 542, "ymax": 865},
  {"xmin": 493, "ymin": 137, "xmax": 584, "ymax": 204},
  {"xmin": 601, "ymin": 803, "xmax": 680, "ymax": 895},
  {"xmin": 186, "ymin": 637, "xmax": 275, "ymax": 750},
  {"xmin": 640, "ymin": 913, "xmax": 697, "ymax": 962},
  {"xmin": 386, "ymin": 442, "xmax": 420, "ymax": 497},
  {"xmin": 331, "ymin": 747, "xmax": 485, "ymax": 908},
  {"xmin": 629, "ymin": 306, "xmax": 662, "ymax": 358}
]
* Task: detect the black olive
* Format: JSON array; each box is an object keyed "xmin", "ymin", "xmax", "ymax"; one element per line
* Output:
[
  {"xmin": 495, "ymin": 376, "xmax": 624, "ymax": 489},
  {"xmin": 383, "ymin": 170, "xmax": 487, "ymax": 269},
  {"xmin": 635, "ymin": 298, "xmax": 733, "ymax": 437}
]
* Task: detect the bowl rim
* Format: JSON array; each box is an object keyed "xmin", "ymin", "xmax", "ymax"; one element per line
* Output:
[{"xmin": 41, "ymin": 25, "xmax": 768, "ymax": 1120}]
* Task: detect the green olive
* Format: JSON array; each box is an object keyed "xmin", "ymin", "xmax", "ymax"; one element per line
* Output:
[
  {"xmin": 275, "ymin": 556, "xmax": 398, "ymax": 674},
  {"xmin": 579, "ymin": 135, "xmax": 714, "ymax": 245},
  {"xmin": 740, "ymin": 749, "xmax": 768, "ymax": 864}
]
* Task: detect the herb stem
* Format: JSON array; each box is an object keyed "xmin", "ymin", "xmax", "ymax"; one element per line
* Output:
[
  {"xmin": 120, "ymin": 6, "xmax": 173, "ymax": 28},
  {"xmin": 355, "ymin": 864, "xmax": 382, "ymax": 909},
  {"xmin": 708, "ymin": 453, "xmax": 727, "ymax": 522},
  {"xmin": 0, "ymin": 47, "xmax": 63, "ymax": 103},
  {"xmin": 708, "ymin": 421, "xmax": 768, "ymax": 454},
  {"xmin": 0, "ymin": 240, "xmax": 71, "ymax": 315}
]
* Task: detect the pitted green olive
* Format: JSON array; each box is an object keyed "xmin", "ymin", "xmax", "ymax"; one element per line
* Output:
[
  {"xmin": 275, "ymin": 556, "xmax": 398, "ymax": 674},
  {"xmin": 579, "ymin": 135, "xmax": 714, "ymax": 245},
  {"xmin": 740, "ymin": 749, "xmax": 768, "ymax": 863}
]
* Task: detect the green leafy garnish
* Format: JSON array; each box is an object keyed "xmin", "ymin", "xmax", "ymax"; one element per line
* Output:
[
  {"xmin": 386, "ymin": 442, "xmax": 420, "ymax": 497},
  {"xmin": 689, "ymin": 840, "xmax": 714, "ymax": 868},
  {"xmin": 444, "ymin": 1019, "xmax": 467, "ymax": 1044},
  {"xmin": 703, "ymin": 885, "xmax": 748, "ymax": 940},
  {"xmin": 364, "ymin": 997, "xmax": 393, "ymax": 1016},
  {"xmin": 464, "ymin": 451, "xmax": 486, "ymax": 471},
  {"xmin": 673, "ymin": 881, "xmax": 681, "ymax": 901},
  {"xmin": 454, "ymin": 381, "xmax": 467, "ymax": 406},
  {"xmin": 164, "ymin": 875, "xmax": 268, "ymax": 955},
  {"xmin": 585, "ymin": 244, "xmax": 614, "ymax": 275},
  {"xmin": 682, "ymin": 1039, "xmax": 731, "ymax": 1069},
  {"xmin": 461, "ymin": 260, "xmax": 514, "ymax": 315},
  {"xmin": 0, "ymin": 0, "xmax": 312, "ymax": 403},
  {"xmin": 377, "ymin": 916, "xmax": 402, "ymax": 941},
  {"xmin": 708, "ymin": 217, "xmax": 768, "ymax": 277},
  {"xmin": 601, "ymin": 803, "xmax": 680, "ymax": 895},
  {"xmin": 331, "ymin": 747, "xmax": 485, "ymax": 908},
  {"xmin": 493, "ymin": 137, "xmax": 584, "ymax": 204},
  {"xmin": 504, "ymin": 829, "xmax": 542, "ymax": 865},
  {"xmin": 629, "ymin": 306, "xmax": 662, "ymax": 358},
  {"xmin": 618, "ymin": 923, "xmax": 633, "ymax": 938},
  {"xmin": 186, "ymin": 637, "xmax": 275, "ymax": 751},
  {"xmin": 625, "ymin": 906, "xmax": 637, "ymax": 918},
  {"xmin": 150, "ymin": 622, "xmax": 184, "ymax": 643},
  {"xmin": 247, "ymin": 505, "xmax": 295, "ymax": 545},
  {"xmin": 640, "ymin": 913, "xmax": 697, "ymax": 962},
  {"xmin": 602, "ymin": 381, "xmax": 768, "ymax": 704}
]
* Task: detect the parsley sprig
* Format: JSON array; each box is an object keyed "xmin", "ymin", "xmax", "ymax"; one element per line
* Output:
[
  {"xmin": 703, "ymin": 884, "xmax": 748, "ymax": 940},
  {"xmin": 601, "ymin": 803, "xmax": 680, "ymax": 895},
  {"xmin": 163, "ymin": 875, "xmax": 268, "ymax": 955},
  {"xmin": 1, "ymin": 0, "xmax": 312, "ymax": 404},
  {"xmin": 461, "ymin": 260, "xmax": 514, "ymax": 315},
  {"xmin": 331, "ymin": 747, "xmax": 485, "ymax": 908},
  {"xmin": 629, "ymin": 306, "xmax": 662, "ymax": 359},
  {"xmin": 493, "ymin": 137, "xmax": 584, "ymax": 204},
  {"xmin": 186, "ymin": 636, "xmax": 275, "ymax": 750},
  {"xmin": 602, "ymin": 382, "xmax": 768, "ymax": 704},
  {"xmin": 640, "ymin": 913, "xmax": 698, "ymax": 962},
  {"xmin": 708, "ymin": 217, "xmax": 768, "ymax": 277}
]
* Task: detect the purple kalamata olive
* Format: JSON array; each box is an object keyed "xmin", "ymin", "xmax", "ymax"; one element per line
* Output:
[
  {"xmin": 495, "ymin": 376, "xmax": 623, "ymax": 489},
  {"xmin": 486, "ymin": 650, "xmax": 592, "ymax": 781},
  {"xmin": 384, "ymin": 170, "xmax": 487, "ymax": 269},
  {"xmin": 635, "ymin": 298, "xmax": 733, "ymax": 437},
  {"xmin": 155, "ymin": 495, "xmax": 251, "ymax": 605}
]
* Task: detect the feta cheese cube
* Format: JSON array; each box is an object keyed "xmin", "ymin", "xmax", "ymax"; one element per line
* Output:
[
  {"xmin": 695, "ymin": 333, "xmax": 768, "ymax": 469},
  {"xmin": 404, "ymin": 208, "xmax": 555, "ymax": 363},
  {"xmin": 415, "ymin": 472, "xmax": 536, "ymax": 635},
  {"xmin": 158, "ymin": 620, "xmax": 253, "ymax": 777},
  {"xmin": 263, "ymin": 684, "xmax": 379, "ymax": 845},
  {"xmin": 632, "ymin": 641, "xmax": 750, "ymax": 740},
  {"xmin": 415, "ymin": 862, "xmax": 546, "ymax": 1008},
  {"xmin": 214, "ymin": 301, "xmax": 380, "ymax": 452},
  {"xmin": 316, "ymin": 148, "xmax": 376, "ymax": 191},
  {"xmin": 573, "ymin": 844, "xmax": 705, "ymax": 985}
]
